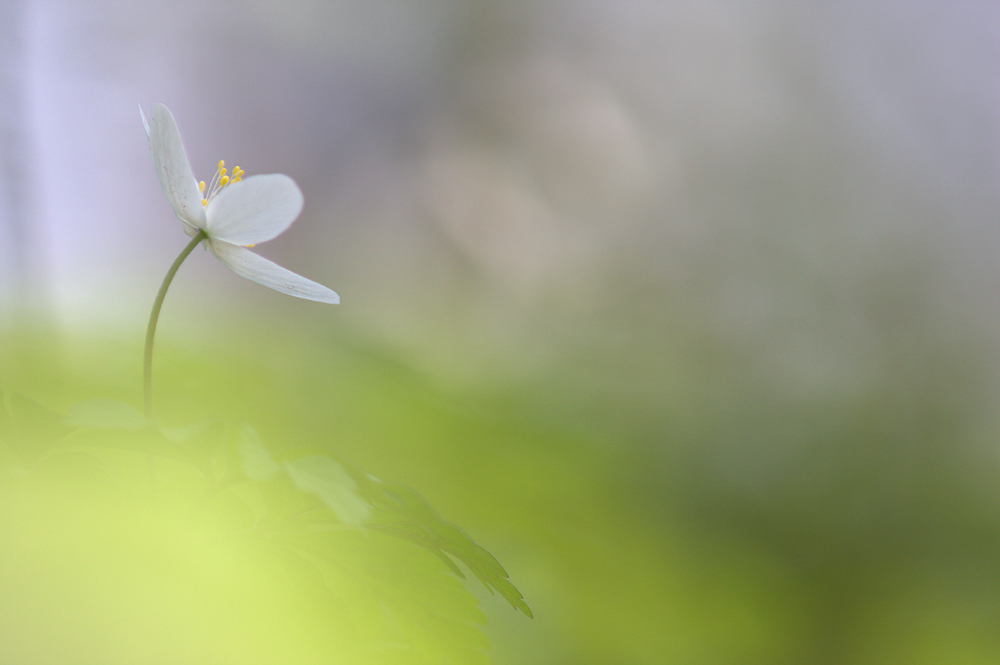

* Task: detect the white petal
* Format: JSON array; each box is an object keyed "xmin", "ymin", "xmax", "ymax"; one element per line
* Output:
[
  {"xmin": 208, "ymin": 240, "xmax": 340, "ymax": 304},
  {"xmin": 205, "ymin": 174, "xmax": 303, "ymax": 246},
  {"xmin": 139, "ymin": 103, "xmax": 150, "ymax": 138},
  {"xmin": 147, "ymin": 103, "xmax": 206, "ymax": 234}
]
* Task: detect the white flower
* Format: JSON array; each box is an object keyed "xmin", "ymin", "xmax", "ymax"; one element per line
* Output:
[{"xmin": 141, "ymin": 103, "xmax": 339, "ymax": 304}]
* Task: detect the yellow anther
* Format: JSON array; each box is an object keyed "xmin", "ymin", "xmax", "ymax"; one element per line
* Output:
[
  {"xmin": 198, "ymin": 181, "xmax": 206, "ymax": 192},
  {"xmin": 220, "ymin": 175, "xmax": 229, "ymax": 186},
  {"xmin": 245, "ymin": 244, "xmax": 255, "ymax": 248},
  {"xmin": 218, "ymin": 160, "xmax": 225, "ymax": 170},
  {"xmin": 219, "ymin": 167, "xmax": 227, "ymax": 177},
  {"xmin": 201, "ymin": 198, "xmax": 208, "ymax": 207}
]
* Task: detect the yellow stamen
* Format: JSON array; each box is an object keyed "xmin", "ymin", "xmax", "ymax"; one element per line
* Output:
[
  {"xmin": 202, "ymin": 159, "xmax": 247, "ymax": 204},
  {"xmin": 245, "ymin": 244, "xmax": 255, "ymax": 248}
]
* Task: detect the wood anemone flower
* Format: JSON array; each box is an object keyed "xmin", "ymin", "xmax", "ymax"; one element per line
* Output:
[{"xmin": 141, "ymin": 103, "xmax": 339, "ymax": 304}]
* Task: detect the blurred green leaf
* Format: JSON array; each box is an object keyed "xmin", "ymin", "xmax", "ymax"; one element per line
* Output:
[
  {"xmin": 284, "ymin": 456, "xmax": 371, "ymax": 526},
  {"xmin": 238, "ymin": 429, "xmax": 532, "ymax": 617},
  {"xmin": 64, "ymin": 399, "xmax": 150, "ymax": 430},
  {"xmin": 5, "ymin": 392, "xmax": 74, "ymax": 465},
  {"xmin": 240, "ymin": 420, "xmax": 534, "ymax": 617},
  {"xmin": 363, "ymin": 480, "xmax": 534, "ymax": 618},
  {"xmin": 286, "ymin": 527, "xmax": 491, "ymax": 665},
  {"xmin": 238, "ymin": 423, "xmax": 281, "ymax": 480}
]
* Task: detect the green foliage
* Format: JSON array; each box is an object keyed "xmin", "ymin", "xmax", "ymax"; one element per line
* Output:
[
  {"xmin": 9, "ymin": 310, "xmax": 1000, "ymax": 664},
  {"xmin": 0, "ymin": 392, "xmax": 529, "ymax": 663},
  {"xmin": 237, "ymin": 426, "xmax": 532, "ymax": 616}
]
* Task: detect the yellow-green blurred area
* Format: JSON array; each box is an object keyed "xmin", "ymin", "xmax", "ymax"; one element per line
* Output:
[
  {"xmin": 5, "ymin": 1, "xmax": 1000, "ymax": 663},
  {"xmin": 4, "ymin": 302, "xmax": 1000, "ymax": 664}
]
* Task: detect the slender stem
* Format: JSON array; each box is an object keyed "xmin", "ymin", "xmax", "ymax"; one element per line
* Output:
[{"xmin": 144, "ymin": 230, "xmax": 207, "ymax": 419}]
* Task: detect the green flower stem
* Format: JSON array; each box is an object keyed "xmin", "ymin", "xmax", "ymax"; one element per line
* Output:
[{"xmin": 144, "ymin": 229, "xmax": 207, "ymax": 419}]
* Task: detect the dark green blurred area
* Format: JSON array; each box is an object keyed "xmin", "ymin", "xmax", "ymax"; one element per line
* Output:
[{"xmin": 4, "ymin": 301, "xmax": 1000, "ymax": 664}]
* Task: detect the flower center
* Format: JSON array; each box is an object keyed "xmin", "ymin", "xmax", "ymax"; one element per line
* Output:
[{"xmin": 199, "ymin": 160, "xmax": 244, "ymax": 207}]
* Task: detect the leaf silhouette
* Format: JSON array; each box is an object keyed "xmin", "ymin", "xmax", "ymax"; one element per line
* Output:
[
  {"xmin": 363, "ymin": 478, "xmax": 534, "ymax": 618},
  {"xmin": 237, "ymin": 431, "xmax": 532, "ymax": 617}
]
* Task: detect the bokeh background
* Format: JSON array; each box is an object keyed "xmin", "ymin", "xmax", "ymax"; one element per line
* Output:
[{"xmin": 4, "ymin": 1, "xmax": 1000, "ymax": 663}]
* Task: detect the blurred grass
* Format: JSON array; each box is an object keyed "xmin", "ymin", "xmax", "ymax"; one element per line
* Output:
[{"xmin": 4, "ymin": 309, "xmax": 1000, "ymax": 663}]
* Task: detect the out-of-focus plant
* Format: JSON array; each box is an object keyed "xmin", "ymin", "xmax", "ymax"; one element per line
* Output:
[{"xmin": 0, "ymin": 104, "xmax": 529, "ymax": 664}]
